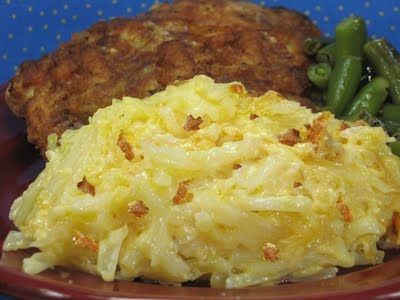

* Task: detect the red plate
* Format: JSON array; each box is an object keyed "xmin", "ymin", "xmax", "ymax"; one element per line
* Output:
[{"xmin": 1, "ymin": 84, "xmax": 400, "ymax": 299}]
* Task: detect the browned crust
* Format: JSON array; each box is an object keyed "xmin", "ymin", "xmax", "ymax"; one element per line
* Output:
[{"xmin": 5, "ymin": 0, "xmax": 320, "ymax": 153}]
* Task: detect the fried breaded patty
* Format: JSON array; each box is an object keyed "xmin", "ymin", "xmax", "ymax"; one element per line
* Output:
[{"xmin": 5, "ymin": 0, "xmax": 320, "ymax": 153}]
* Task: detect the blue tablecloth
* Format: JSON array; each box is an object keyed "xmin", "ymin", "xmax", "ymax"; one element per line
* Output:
[{"xmin": 0, "ymin": 0, "xmax": 399, "ymax": 83}]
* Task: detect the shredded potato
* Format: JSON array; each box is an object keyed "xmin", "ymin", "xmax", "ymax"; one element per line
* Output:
[{"xmin": 3, "ymin": 75, "xmax": 400, "ymax": 287}]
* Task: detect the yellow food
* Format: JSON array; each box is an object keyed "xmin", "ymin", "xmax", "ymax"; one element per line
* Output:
[{"xmin": 3, "ymin": 75, "xmax": 400, "ymax": 288}]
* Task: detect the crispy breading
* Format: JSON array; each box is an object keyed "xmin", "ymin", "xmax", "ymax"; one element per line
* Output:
[
  {"xmin": 263, "ymin": 242, "xmax": 278, "ymax": 262},
  {"xmin": 73, "ymin": 231, "xmax": 99, "ymax": 252},
  {"xmin": 5, "ymin": 0, "xmax": 319, "ymax": 153},
  {"xmin": 184, "ymin": 115, "xmax": 203, "ymax": 131},
  {"xmin": 117, "ymin": 133, "xmax": 134, "ymax": 161}
]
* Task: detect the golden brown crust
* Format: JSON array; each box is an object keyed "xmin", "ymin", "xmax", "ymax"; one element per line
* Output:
[
  {"xmin": 173, "ymin": 181, "xmax": 193, "ymax": 204},
  {"xmin": 5, "ymin": 0, "xmax": 319, "ymax": 153}
]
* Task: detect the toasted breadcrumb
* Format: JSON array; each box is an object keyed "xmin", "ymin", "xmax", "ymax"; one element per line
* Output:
[
  {"xmin": 278, "ymin": 128, "xmax": 301, "ymax": 146},
  {"xmin": 250, "ymin": 113, "xmax": 259, "ymax": 120},
  {"xmin": 293, "ymin": 181, "xmax": 302, "ymax": 188},
  {"xmin": 73, "ymin": 231, "xmax": 99, "ymax": 252},
  {"xmin": 339, "ymin": 122, "xmax": 350, "ymax": 131},
  {"xmin": 306, "ymin": 112, "xmax": 331, "ymax": 145},
  {"xmin": 173, "ymin": 181, "xmax": 193, "ymax": 204},
  {"xmin": 230, "ymin": 83, "xmax": 245, "ymax": 94},
  {"xmin": 263, "ymin": 242, "xmax": 278, "ymax": 262},
  {"xmin": 233, "ymin": 163, "xmax": 242, "ymax": 170},
  {"xmin": 118, "ymin": 133, "xmax": 134, "ymax": 161},
  {"xmin": 336, "ymin": 194, "xmax": 353, "ymax": 223},
  {"xmin": 184, "ymin": 115, "xmax": 203, "ymax": 131},
  {"xmin": 128, "ymin": 200, "xmax": 149, "ymax": 217},
  {"xmin": 77, "ymin": 177, "xmax": 96, "ymax": 196}
]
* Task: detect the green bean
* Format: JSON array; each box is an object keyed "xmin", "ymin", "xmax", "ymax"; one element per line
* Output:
[
  {"xmin": 382, "ymin": 120, "xmax": 400, "ymax": 137},
  {"xmin": 307, "ymin": 63, "xmax": 332, "ymax": 89},
  {"xmin": 335, "ymin": 17, "xmax": 367, "ymax": 59},
  {"xmin": 325, "ymin": 56, "xmax": 363, "ymax": 115},
  {"xmin": 316, "ymin": 43, "xmax": 336, "ymax": 66},
  {"xmin": 388, "ymin": 141, "xmax": 400, "ymax": 156},
  {"xmin": 342, "ymin": 77, "xmax": 389, "ymax": 121},
  {"xmin": 364, "ymin": 39, "xmax": 400, "ymax": 104},
  {"xmin": 303, "ymin": 36, "xmax": 333, "ymax": 56},
  {"xmin": 382, "ymin": 104, "xmax": 400, "ymax": 121}
]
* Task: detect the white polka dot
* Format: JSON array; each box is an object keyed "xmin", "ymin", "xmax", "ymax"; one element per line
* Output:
[
  {"xmin": 40, "ymin": 46, "xmax": 46, "ymax": 52},
  {"xmin": 28, "ymin": 26, "xmax": 33, "ymax": 32},
  {"xmin": 112, "ymin": 0, "xmax": 118, "ymax": 4},
  {"xmin": 11, "ymin": 13, "xmax": 16, "ymax": 19},
  {"xmin": 325, "ymin": 32, "xmax": 331, "ymax": 37},
  {"xmin": 43, "ymin": 24, "xmax": 49, "ymax": 30},
  {"xmin": 349, "ymin": 13, "xmax": 355, "ymax": 17},
  {"xmin": 61, "ymin": 18, "xmax": 67, "ymax": 24},
  {"xmin": 72, "ymin": 15, "xmax": 78, "ymax": 21},
  {"xmin": 365, "ymin": 19, "xmax": 371, "ymax": 25},
  {"xmin": 323, "ymin": 16, "xmax": 329, "ymax": 22},
  {"xmin": 2, "ymin": 54, "xmax": 8, "ymax": 60},
  {"xmin": 141, "ymin": 2, "xmax": 146, "ymax": 8},
  {"xmin": 126, "ymin": 7, "xmax": 132, "ymax": 13},
  {"xmin": 64, "ymin": 4, "xmax": 69, "ymax": 10},
  {"xmin": 13, "ymin": 65, "xmax": 18, "ymax": 71},
  {"xmin": 364, "ymin": 1, "xmax": 370, "ymax": 8},
  {"xmin": 8, "ymin": 33, "xmax": 13, "ymax": 39},
  {"xmin": 259, "ymin": 0, "xmax": 265, "ymax": 5},
  {"xmin": 378, "ymin": 11, "xmax": 385, "ymax": 17},
  {"xmin": 390, "ymin": 25, "xmax": 396, "ymax": 31},
  {"xmin": 53, "ymin": 9, "xmax": 58, "ymax": 15},
  {"xmin": 315, "ymin": 5, "xmax": 321, "ymax": 11},
  {"xmin": 22, "ymin": 47, "xmax": 28, "ymax": 53},
  {"xmin": 39, "ymin": 11, "xmax": 45, "ymax": 16},
  {"xmin": 85, "ymin": 3, "xmax": 92, "ymax": 9},
  {"xmin": 371, "ymin": 34, "xmax": 377, "ymax": 39},
  {"xmin": 97, "ymin": 10, "xmax": 103, "ymax": 16},
  {"xmin": 28, "ymin": 6, "xmax": 33, "ymax": 12},
  {"xmin": 338, "ymin": 5, "xmax": 344, "ymax": 11},
  {"xmin": 56, "ymin": 34, "xmax": 62, "ymax": 40},
  {"xmin": 5, "ymin": 0, "xmax": 11, "ymax": 4},
  {"xmin": 304, "ymin": 10, "xmax": 310, "ymax": 16},
  {"xmin": 312, "ymin": 20, "xmax": 318, "ymax": 25},
  {"xmin": 394, "ymin": 6, "xmax": 399, "ymax": 12}
]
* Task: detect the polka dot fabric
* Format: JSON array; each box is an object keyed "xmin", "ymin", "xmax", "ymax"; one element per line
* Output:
[{"xmin": 0, "ymin": 0, "xmax": 399, "ymax": 83}]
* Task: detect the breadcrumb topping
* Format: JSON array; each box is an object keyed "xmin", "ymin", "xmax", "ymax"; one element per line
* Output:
[
  {"xmin": 73, "ymin": 231, "xmax": 99, "ymax": 252},
  {"xmin": 250, "ymin": 113, "xmax": 259, "ymax": 120},
  {"xmin": 77, "ymin": 177, "xmax": 96, "ymax": 196},
  {"xmin": 278, "ymin": 128, "xmax": 301, "ymax": 146},
  {"xmin": 118, "ymin": 133, "xmax": 134, "ymax": 161},
  {"xmin": 336, "ymin": 194, "xmax": 353, "ymax": 223},
  {"xmin": 173, "ymin": 181, "xmax": 193, "ymax": 204},
  {"xmin": 184, "ymin": 115, "xmax": 203, "ymax": 131},
  {"xmin": 128, "ymin": 200, "xmax": 149, "ymax": 217},
  {"xmin": 263, "ymin": 242, "xmax": 278, "ymax": 262}
]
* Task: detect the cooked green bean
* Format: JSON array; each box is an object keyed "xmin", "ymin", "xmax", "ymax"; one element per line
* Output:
[
  {"xmin": 382, "ymin": 120, "xmax": 400, "ymax": 136},
  {"xmin": 316, "ymin": 43, "xmax": 336, "ymax": 66},
  {"xmin": 364, "ymin": 39, "xmax": 400, "ymax": 104},
  {"xmin": 307, "ymin": 63, "xmax": 332, "ymax": 89},
  {"xmin": 388, "ymin": 141, "xmax": 400, "ymax": 156},
  {"xmin": 343, "ymin": 77, "xmax": 389, "ymax": 121},
  {"xmin": 335, "ymin": 17, "xmax": 367, "ymax": 59},
  {"xmin": 325, "ymin": 56, "xmax": 363, "ymax": 115},
  {"xmin": 303, "ymin": 36, "xmax": 333, "ymax": 56},
  {"xmin": 382, "ymin": 104, "xmax": 400, "ymax": 121}
]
